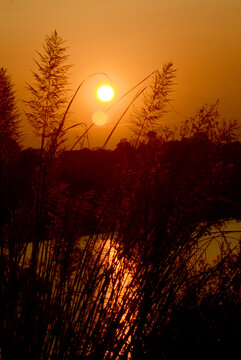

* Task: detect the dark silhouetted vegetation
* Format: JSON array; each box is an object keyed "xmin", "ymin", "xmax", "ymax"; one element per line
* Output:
[
  {"xmin": 129, "ymin": 62, "xmax": 176, "ymax": 147},
  {"xmin": 1, "ymin": 31, "xmax": 241, "ymax": 359}
]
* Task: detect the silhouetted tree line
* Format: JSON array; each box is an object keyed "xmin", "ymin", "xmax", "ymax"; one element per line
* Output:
[
  {"xmin": 11, "ymin": 135, "xmax": 241, "ymax": 226},
  {"xmin": 0, "ymin": 31, "xmax": 241, "ymax": 359}
]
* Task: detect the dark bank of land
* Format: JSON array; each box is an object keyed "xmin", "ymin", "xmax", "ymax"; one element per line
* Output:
[{"xmin": 12, "ymin": 136, "xmax": 241, "ymax": 229}]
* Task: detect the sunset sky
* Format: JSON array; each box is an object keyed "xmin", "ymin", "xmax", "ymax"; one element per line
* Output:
[{"xmin": 1, "ymin": 0, "xmax": 241, "ymax": 149}]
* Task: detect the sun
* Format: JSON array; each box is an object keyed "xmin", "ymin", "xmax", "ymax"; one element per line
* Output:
[{"xmin": 97, "ymin": 85, "xmax": 114, "ymax": 102}]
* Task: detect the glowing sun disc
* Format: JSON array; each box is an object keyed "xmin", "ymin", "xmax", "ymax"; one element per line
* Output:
[{"xmin": 97, "ymin": 85, "xmax": 114, "ymax": 102}]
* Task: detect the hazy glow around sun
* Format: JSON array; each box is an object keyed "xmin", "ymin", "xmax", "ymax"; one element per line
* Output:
[
  {"xmin": 97, "ymin": 85, "xmax": 114, "ymax": 102},
  {"xmin": 92, "ymin": 110, "xmax": 108, "ymax": 126}
]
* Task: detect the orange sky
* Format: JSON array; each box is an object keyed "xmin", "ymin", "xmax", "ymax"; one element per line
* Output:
[{"xmin": 1, "ymin": 0, "xmax": 241, "ymax": 149}]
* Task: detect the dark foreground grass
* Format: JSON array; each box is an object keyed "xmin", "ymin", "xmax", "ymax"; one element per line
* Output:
[{"xmin": 1, "ymin": 142, "xmax": 241, "ymax": 359}]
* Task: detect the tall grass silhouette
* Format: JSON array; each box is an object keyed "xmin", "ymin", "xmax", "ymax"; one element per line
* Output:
[{"xmin": 1, "ymin": 58, "xmax": 241, "ymax": 359}]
